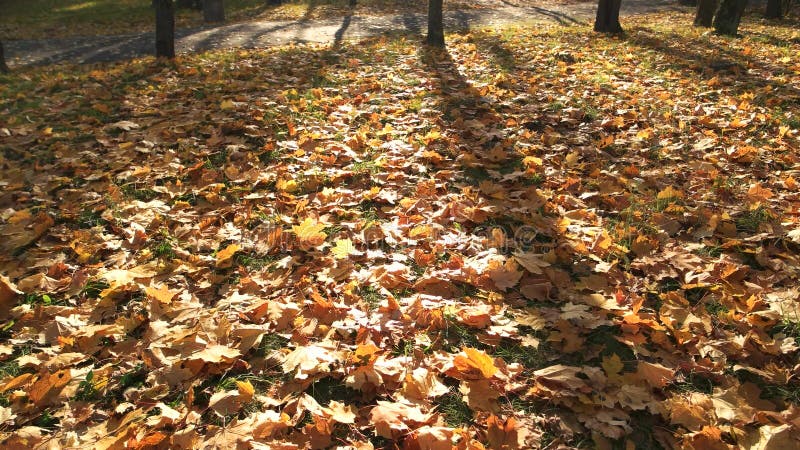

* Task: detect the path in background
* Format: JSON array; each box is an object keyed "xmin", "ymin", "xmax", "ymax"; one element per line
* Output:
[{"xmin": 5, "ymin": 0, "xmax": 686, "ymax": 68}]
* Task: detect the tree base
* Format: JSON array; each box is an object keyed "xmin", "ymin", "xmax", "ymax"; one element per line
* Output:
[
  {"xmin": 594, "ymin": 0, "xmax": 623, "ymax": 34},
  {"xmin": 694, "ymin": 0, "xmax": 717, "ymax": 26},
  {"xmin": 713, "ymin": 0, "xmax": 748, "ymax": 36}
]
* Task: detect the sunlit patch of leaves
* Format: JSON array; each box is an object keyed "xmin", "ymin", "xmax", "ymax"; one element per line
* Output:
[{"xmin": 2, "ymin": 9, "xmax": 800, "ymax": 448}]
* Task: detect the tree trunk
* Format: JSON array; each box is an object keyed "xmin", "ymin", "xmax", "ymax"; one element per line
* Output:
[
  {"xmin": 267, "ymin": 0, "xmax": 281, "ymax": 4},
  {"xmin": 694, "ymin": 0, "xmax": 717, "ymax": 25},
  {"xmin": 203, "ymin": 0, "xmax": 225, "ymax": 22},
  {"xmin": 679, "ymin": 0, "xmax": 698, "ymax": 6},
  {"xmin": 594, "ymin": 0, "xmax": 623, "ymax": 33},
  {"xmin": 427, "ymin": 0, "xmax": 445, "ymax": 47},
  {"xmin": 0, "ymin": 40, "xmax": 8, "ymax": 73},
  {"xmin": 155, "ymin": 0, "xmax": 175, "ymax": 58},
  {"xmin": 713, "ymin": 0, "xmax": 748, "ymax": 35},
  {"xmin": 765, "ymin": 0, "xmax": 783, "ymax": 18}
]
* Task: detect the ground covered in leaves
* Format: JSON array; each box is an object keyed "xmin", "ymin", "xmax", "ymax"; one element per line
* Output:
[
  {"xmin": 2, "ymin": 0, "xmax": 585, "ymax": 40},
  {"xmin": 1, "ymin": 11, "xmax": 800, "ymax": 450}
]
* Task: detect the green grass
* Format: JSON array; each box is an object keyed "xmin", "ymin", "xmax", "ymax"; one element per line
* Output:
[
  {"xmin": 436, "ymin": 390, "xmax": 472, "ymax": 426},
  {"xmin": 252, "ymin": 333, "xmax": 289, "ymax": 358},
  {"xmin": 32, "ymin": 411, "xmax": 59, "ymax": 429},
  {"xmin": 81, "ymin": 279, "xmax": 110, "ymax": 299},
  {"xmin": 771, "ymin": 319, "xmax": 800, "ymax": 340},
  {"xmin": 119, "ymin": 183, "xmax": 159, "ymax": 202},
  {"xmin": 234, "ymin": 252, "xmax": 280, "ymax": 271},
  {"xmin": 669, "ymin": 371, "xmax": 716, "ymax": 395},
  {"xmin": 152, "ymin": 240, "xmax": 176, "ymax": 260},
  {"xmin": 307, "ymin": 376, "xmax": 358, "ymax": 405},
  {"xmin": 358, "ymin": 285, "xmax": 383, "ymax": 311},
  {"xmin": 22, "ymin": 293, "xmax": 63, "ymax": 306},
  {"xmin": 74, "ymin": 370, "xmax": 102, "ymax": 402},
  {"xmin": 494, "ymin": 339, "xmax": 549, "ymax": 370},
  {"xmin": 736, "ymin": 206, "xmax": 773, "ymax": 234}
]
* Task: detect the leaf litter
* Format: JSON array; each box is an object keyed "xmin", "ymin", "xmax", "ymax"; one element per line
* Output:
[{"xmin": 1, "ymin": 12, "xmax": 800, "ymax": 450}]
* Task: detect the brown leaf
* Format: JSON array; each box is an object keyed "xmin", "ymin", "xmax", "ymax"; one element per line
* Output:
[
  {"xmin": 0, "ymin": 275, "xmax": 22, "ymax": 320},
  {"xmin": 28, "ymin": 369, "xmax": 71, "ymax": 406}
]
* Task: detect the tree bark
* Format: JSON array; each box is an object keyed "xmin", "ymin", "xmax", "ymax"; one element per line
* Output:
[
  {"xmin": 0, "ymin": 40, "xmax": 8, "ymax": 73},
  {"xmin": 594, "ymin": 0, "xmax": 623, "ymax": 33},
  {"xmin": 203, "ymin": 0, "xmax": 225, "ymax": 22},
  {"xmin": 427, "ymin": 0, "xmax": 445, "ymax": 47},
  {"xmin": 155, "ymin": 0, "xmax": 175, "ymax": 58},
  {"xmin": 694, "ymin": 0, "xmax": 717, "ymax": 26},
  {"xmin": 765, "ymin": 0, "xmax": 783, "ymax": 18},
  {"xmin": 713, "ymin": 0, "xmax": 748, "ymax": 35}
]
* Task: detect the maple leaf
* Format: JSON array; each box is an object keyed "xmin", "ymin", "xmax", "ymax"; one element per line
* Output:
[
  {"xmin": 0, "ymin": 275, "xmax": 22, "ymax": 320},
  {"xmin": 209, "ymin": 389, "xmax": 245, "ymax": 416},
  {"xmin": 513, "ymin": 252, "xmax": 550, "ymax": 274},
  {"xmin": 601, "ymin": 353, "xmax": 624, "ymax": 384},
  {"xmin": 746, "ymin": 183, "xmax": 773, "ymax": 204},
  {"xmin": 331, "ymin": 238, "xmax": 359, "ymax": 259},
  {"xmin": 28, "ymin": 369, "xmax": 71, "ymax": 406},
  {"xmin": 411, "ymin": 426, "xmax": 456, "ymax": 450},
  {"xmin": 451, "ymin": 348, "xmax": 499, "ymax": 380},
  {"xmin": 282, "ymin": 344, "xmax": 338, "ymax": 380},
  {"xmin": 293, "ymin": 217, "xmax": 327, "ymax": 250},
  {"xmin": 215, "ymin": 243, "xmax": 241, "ymax": 268},
  {"xmin": 370, "ymin": 401, "xmax": 432, "ymax": 439},
  {"xmin": 145, "ymin": 284, "xmax": 177, "ymax": 304},
  {"xmin": 401, "ymin": 367, "xmax": 450, "ymax": 400},
  {"xmin": 486, "ymin": 415, "xmax": 521, "ymax": 449},
  {"xmin": 487, "ymin": 258, "xmax": 523, "ymax": 291},
  {"xmin": 634, "ymin": 361, "xmax": 674, "ymax": 389}
]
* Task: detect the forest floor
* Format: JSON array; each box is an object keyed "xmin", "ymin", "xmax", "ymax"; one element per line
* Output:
[
  {"xmin": 1, "ymin": 7, "xmax": 800, "ymax": 450},
  {"xmin": 2, "ymin": 0, "xmax": 689, "ymax": 67}
]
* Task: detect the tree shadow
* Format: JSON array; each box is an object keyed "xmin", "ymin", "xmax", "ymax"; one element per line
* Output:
[
  {"xmin": 624, "ymin": 26, "xmax": 800, "ymax": 104},
  {"xmin": 468, "ymin": 29, "xmax": 518, "ymax": 72},
  {"xmin": 416, "ymin": 44, "xmax": 569, "ymax": 287},
  {"xmin": 333, "ymin": 0, "xmax": 357, "ymax": 46},
  {"xmin": 500, "ymin": 0, "xmax": 584, "ymax": 25},
  {"xmin": 400, "ymin": 13, "xmax": 422, "ymax": 34}
]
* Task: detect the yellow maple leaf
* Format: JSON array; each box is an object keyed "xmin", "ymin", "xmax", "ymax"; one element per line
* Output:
[
  {"xmin": 236, "ymin": 380, "xmax": 255, "ymax": 403},
  {"xmin": 145, "ymin": 284, "xmax": 177, "ymax": 304},
  {"xmin": 657, "ymin": 185, "xmax": 683, "ymax": 200},
  {"xmin": 602, "ymin": 353, "xmax": 624, "ymax": 383},
  {"xmin": 215, "ymin": 244, "xmax": 241, "ymax": 268},
  {"xmin": 453, "ymin": 348, "xmax": 498, "ymax": 379},
  {"xmin": 293, "ymin": 218, "xmax": 327, "ymax": 250},
  {"xmin": 331, "ymin": 238, "xmax": 356, "ymax": 259}
]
